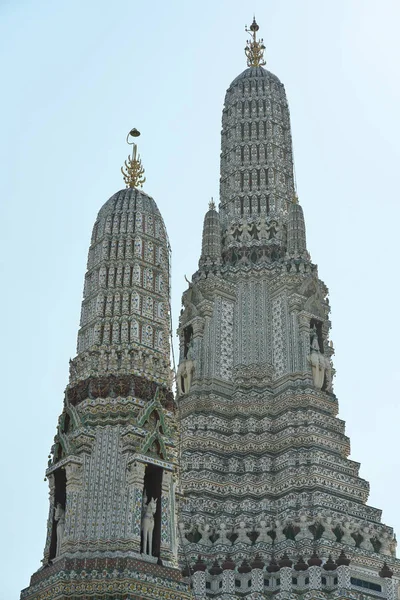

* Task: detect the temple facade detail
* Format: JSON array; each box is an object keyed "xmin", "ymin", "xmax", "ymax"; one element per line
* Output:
[{"xmin": 21, "ymin": 20, "xmax": 399, "ymax": 600}]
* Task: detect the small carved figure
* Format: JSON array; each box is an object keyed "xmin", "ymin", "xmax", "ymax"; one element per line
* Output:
[
  {"xmin": 274, "ymin": 519, "xmax": 286, "ymax": 543},
  {"xmin": 235, "ymin": 521, "xmax": 251, "ymax": 544},
  {"xmin": 177, "ymin": 358, "xmax": 195, "ymax": 396},
  {"xmin": 54, "ymin": 503, "xmax": 65, "ymax": 557},
  {"xmin": 225, "ymin": 224, "xmax": 236, "ymax": 244},
  {"xmin": 380, "ymin": 531, "xmax": 393, "ymax": 556},
  {"xmin": 342, "ymin": 520, "xmax": 356, "ymax": 546},
  {"xmin": 217, "ymin": 522, "xmax": 232, "ymax": 546},
  {"xmin": 257, "ymin": 217, "xmax": 268, "ymax": 241},
  {"xmin": 321, "ymin": 515, "xmax": 336, "ymax": 541},
  {"xmin": 360, "ymin": 525, "xmax": 374, "ymax": 551},
  {"xmin": 238, "ymin": 220, "xmax": 252, "ymax": 242},
  {"xmin": 295, "ymin": 513, "xmax": 314, "ymax": 541},
  {"xmin": 268, "ymin": 221, "xmax": 278, "ymax": 239},
  {"xmin": 308, "ymin": 326, "xmax": 325, "ymax": 389},
  {"xmin": 322, "ymin": 355, "xmax": 333, "ymax": 392},
  {"xmin": 142, "ymin": 496, "xmax": 157, "ymax": 556},
  {"xmin": 197, "ymin": 523, "xmax": 212, "ymax": 546},
  {"xmin": 257, "ymin": 520, "xmax": 273, "ymax": 543}
]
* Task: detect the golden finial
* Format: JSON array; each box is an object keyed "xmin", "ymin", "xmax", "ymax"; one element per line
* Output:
[
  {"xmin": 209, "ymin": 197, "xmax": 216, "ymax": 210},
  {"xmin": 245, "ymin": 17, "xmax": 266, "ymax": 67},
  {"xmin": 121, "ymin": 128, "xmax": 146, "ymax": 189}
]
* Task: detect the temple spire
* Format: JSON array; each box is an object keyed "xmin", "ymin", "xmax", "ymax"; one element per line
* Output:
[
  {"xmin": 245, "ymin": 17, "xmax": 266, "ymax": 67},
  {"xmin": 121, "ymin": 127, "xmax": 146, "ymax": 189},
  {"xmin": 198, "ymin": 198, "xmax": 221, "ymax": 272}
]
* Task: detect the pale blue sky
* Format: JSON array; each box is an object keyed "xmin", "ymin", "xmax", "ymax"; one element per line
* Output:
[{"xmin": 1, "ymin": 1, "xmax": 399, "ymax": 597}]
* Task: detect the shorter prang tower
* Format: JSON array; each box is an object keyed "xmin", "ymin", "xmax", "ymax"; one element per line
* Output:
[{"xmin": 21, "ymin": 131, "xmax": 192, "ymax": 600}]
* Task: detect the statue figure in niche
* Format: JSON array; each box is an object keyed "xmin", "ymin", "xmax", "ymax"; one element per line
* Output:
[
  {"xmin": 54, "ymin": 503, "xmax": 65, "ymax": 557},
  {"xmin": 322, "ymin": 354, "xmax": 333, "ymax": 392},
  {"xmin": 177, "ymin": 333, "xmax": 195, "ymax": 396},
  {"xmin": 141, "ymin": 494, "xmax": 157, "ymax": 556},
  {"xmin": 308, "ymin": 325, "xmax": 326, "ymax": 390}
]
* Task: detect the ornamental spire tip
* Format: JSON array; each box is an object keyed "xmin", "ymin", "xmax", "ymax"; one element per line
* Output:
[
  {"xmin": 121, "ymin": 128, "xmax": 146, "ymax": 189},
  {"xmin": 245, "ymin": 17, "xmax": 266, "ymax": 67}
]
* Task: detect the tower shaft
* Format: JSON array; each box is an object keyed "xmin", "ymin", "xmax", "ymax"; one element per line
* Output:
[{"xmin": 177, "ymin": 45, "xmax": 399, "ymax": 598}]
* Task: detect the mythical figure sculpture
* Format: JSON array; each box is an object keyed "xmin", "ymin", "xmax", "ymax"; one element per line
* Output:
[
  {"xmin": 274, "ymin": 519, "xmax": 286, "ymax": 543},
  {"xmin": 235, "ymin": 521, "xmax": 251, "ymax": 544},
  {"xmin": 342, "ymin": 520, "xmax": 356, "ymax": 546},
  {"xmin": 360, "ymin": 525, "xmax": 374, "ymax": 551},
  {"xmin": 320, "ymin": 514, "xmax": 336, "ymax": 541},
  {"xmin": 177, "ymin": 334, "xmax": 195, "ymax": 396},
  {"xmin": 380, "ymin": 530, "xmax": 394, "ymax": 556},
  {"xmin": 238, "ymin": 219, "xmax": 252, "ymax": 242},
  {"xmin": 257, "ymin": 217, "xmax": 268, "ymax": 241},
  {"xmin": 197, "ymin": 523, "xmax": 212, "ymax": 546},
  {"xmin": 295, "ymin": 513, "xmax": 314, "ymax": 541},
  {"xmin": 54, "ymin": 503, "xmax": 65, "ymax": 557},
  {"xmin": 308, "ymin": 325, "xmax": 332, "ymax": 390},
  {"xmin": 257, "ymin": 520, "xmax": 274, "ymax": 543},
  {"xmin": 216, "ymin": 522, "xmax": 232, "ymax": 546},
  {"xmin": 142, "ymin": 494, "xmax": 158, "ymax": 556}
]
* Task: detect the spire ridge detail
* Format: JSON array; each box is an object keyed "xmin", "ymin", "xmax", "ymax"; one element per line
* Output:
[
  {"xmin": 245, "ymin": 17, "xmax": 266, "ymax": 67},
  {"xmin": 121, "ymin": 127, "xmax": 146, "ymax": 189}
]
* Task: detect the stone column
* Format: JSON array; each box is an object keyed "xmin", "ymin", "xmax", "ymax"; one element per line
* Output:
[
  {"xmin": 384, "ymin": 578, "xmax": 396, "ymax": 600},
  {"xmin": 222, "ymin": 568, "xmax": 235, "ymax": 594},
  {"xmin": 280, "ymin": 566, "xmax": 292, "ymax": 592},
  {"xmin": 288, "ymin": 294, "xmax": 302, "ymax": 373},
  {"xmin": 192, "ymin": 571, "xmax": 206, "ymax": 598},
  {"xmin": 42, "ymin": 474, "xmax": 55, "ymax": 564},
  {"xmin": 64, "ymin": 459, "xmax": 83, "ymax": 549},
  {"xmin": 337, "ymin": 565, "xmax": 351, "ymax": 590},
  {"xmin": 308, "ymin": 565, "xmax": 322, "ymax": 590},
  {"xmin": 126, "ymin": 460, "xmax": 146, "ymax": 553},
  {"xmin": 251, "ymin": 568, "xmax": 264, "ymax": 592},
  {"xmin": 299, "ymin": 312, "xmax": 312, "ymax": 376},
  {"xmin": 160, "ymin": 470, "xmax": 175, "ymax": 564}
]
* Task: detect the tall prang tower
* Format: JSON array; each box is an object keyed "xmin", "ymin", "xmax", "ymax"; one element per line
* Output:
[
  {"xmin": 176, "ymin": 19, "xmax": 400, "ymax": 599},
  {"xmin": 21, "ymin": 131, "xmax": 192, "ymax": 600}
]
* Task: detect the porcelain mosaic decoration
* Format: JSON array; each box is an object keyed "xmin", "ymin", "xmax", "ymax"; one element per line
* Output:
[{"xmin": 21, "ymin": 19, "xmax": 399, "ymax": 600}]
